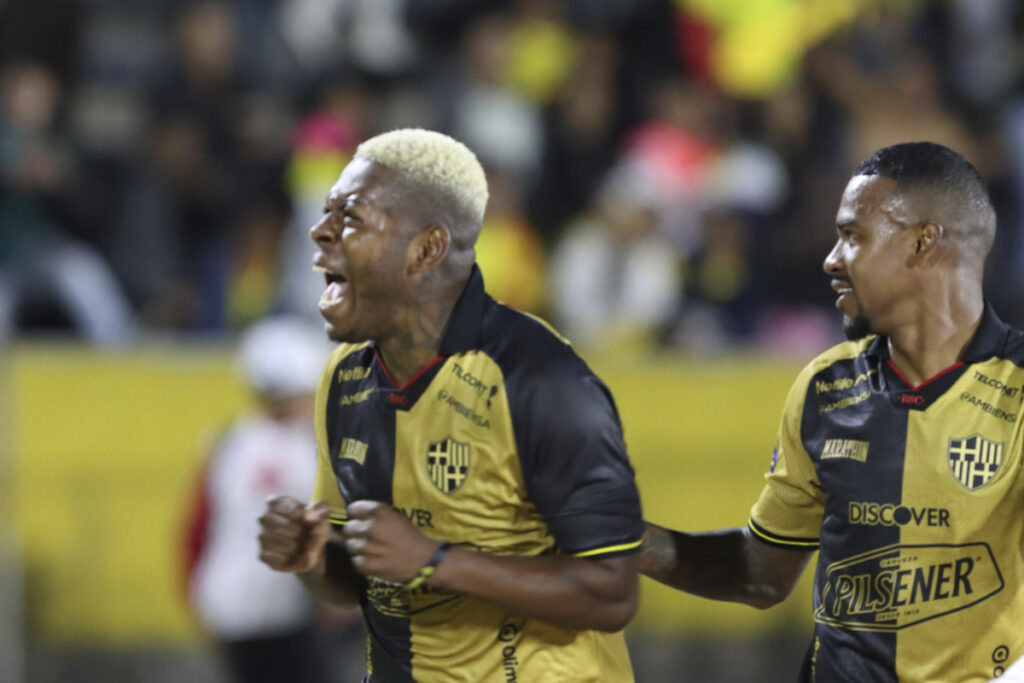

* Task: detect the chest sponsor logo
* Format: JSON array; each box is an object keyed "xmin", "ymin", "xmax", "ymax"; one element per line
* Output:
[
  {"xmin": 821, "ymin": 439, "xmax": 869, "ymax": 463},
  {"xmin": 365, "ymin": 576, "xmax": 459, "ymax": 617},
  {"xmin": 896, "ymin": 392, "xmax": 926, "ymax": 407},
  {"xmin": 814, "ymin": 369, "xmax": 876, "ymax": 394},
  {"xmin": 959, "ymin": 391, "xmax": 1018, "ymax": 423},
  {"xmin": 848, "ymin": 502, "xmax": 950, "ymax": 527},
  {"xmin": 339, "ymin": 387, "xmax": 375, "ymax": 406},
  {"xmin": 819, "ymin": 390, "xmax": 871, "ymax": 415},
  {"xmin": 339, "ymin": 437, "xmax": 368, "ymax": 465},
  {"xmin": 437, "ymin": 389, "xmax": 491, "ymax": 428},
  {"xmin": 948, "ymin": 434, "xmax": 1004, "ymax": 490},
  {"xmin": 427, "ymin": 437, "xmax": 471, "ymax": 494},
  {"xmin": 452, "ymin": 363, "xmax": 493, "ymax": 397},
  {"xmin": 972, "ymin": 369, "xmax": 1022, "ymax": 400},
  {"xmin": 814, "ymin": 542, "xmax": 1003, "ymax": 631},
  {"xmin": 337, "ymin": 366, "xmax": 371, "ymax": 382}
]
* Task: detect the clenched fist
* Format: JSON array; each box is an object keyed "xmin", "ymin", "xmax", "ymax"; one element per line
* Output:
[
  {"xmin": 258, "ymin": 496, "xmax": 332, "ymax": 573},
  {"xmin": 342, "ymin": 500, "xmax": 443, "ymax": 584}
]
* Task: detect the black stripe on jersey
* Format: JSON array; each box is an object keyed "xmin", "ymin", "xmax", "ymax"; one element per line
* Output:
[
  {"xmin": 364, "ymin": 613, "xmax": 414, "ymax": 683},
  {"xmin": 354, "ymin": 394, "xmax": 415, "ymax": 680},
  {"xmin": 327, "ymin": 349, "xmax": 378, "ymax": 503},
  {"xmin": 801, "ymin": 355, "xmax": 906, "ymax": 683},
  {"xmin": 361, "ymin": 403, "xmax": 396, "ymax": 505},
  {"xmin": 327, "ymin": 349, "xmax": 415, "ymax": 677}
]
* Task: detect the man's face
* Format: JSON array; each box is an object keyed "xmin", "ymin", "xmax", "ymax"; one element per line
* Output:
[
  {"xmin": 823, "ymin": 174, "xmax": 919, "ymax": 340},
  {"xmin": 310, "ymin": 158, "xmax": 414, "ymax": 342}
]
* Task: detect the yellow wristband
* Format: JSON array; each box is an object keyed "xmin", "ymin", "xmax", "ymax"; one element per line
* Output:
[{"xmin": 404, "ymin": 541, "xmax": 453, "ymax": 591}]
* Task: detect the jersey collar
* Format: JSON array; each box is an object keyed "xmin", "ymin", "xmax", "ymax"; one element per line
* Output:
[
  {"xmin": 960, "ymin": 302, "xmax": 1013, "ymax": 363},
  {"xmin": 438, "ymin": 264, "xmax": 488, "ymax": 355},
  {"xmin": 865, "ymin": 301, "xmax": 1010, "ymax": 363}
]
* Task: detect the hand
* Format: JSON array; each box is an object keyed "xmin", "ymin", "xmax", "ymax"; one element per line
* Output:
[
  {"xmin": 258, "ymin": 496, "xmax": 332, "ymax": 573},
  {"xmin": 342, "ymin": 500, "xmax": 441, "ymax": 584}
]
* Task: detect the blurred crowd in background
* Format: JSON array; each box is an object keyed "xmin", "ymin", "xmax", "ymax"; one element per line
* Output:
[{"xmin": 4, "ymin": 0, "xmax": 1024, "ymax": 355}]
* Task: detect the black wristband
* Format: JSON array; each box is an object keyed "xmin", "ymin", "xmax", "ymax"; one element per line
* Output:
[{"xmin": 404, "ymin": 541, "xmax": 452, "ymax": 590}]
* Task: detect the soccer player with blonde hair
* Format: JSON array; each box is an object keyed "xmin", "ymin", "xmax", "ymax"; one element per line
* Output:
[{"xmin": 258, "ymin": 129, "xmax": 645, "ymax": 681}]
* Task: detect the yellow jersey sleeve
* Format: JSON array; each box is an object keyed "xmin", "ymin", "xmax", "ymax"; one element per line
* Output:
[{"xmin": 749, "ymin": 361, "xmax": 825, "ymax": 548}]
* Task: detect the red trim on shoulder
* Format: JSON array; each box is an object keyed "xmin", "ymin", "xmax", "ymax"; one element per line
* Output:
[
  {"xmin": 886, "ymin": 359, "xmax": 964, "ymax": 391},
  {"xmin": 374, "ymin": 349, "xmax": 446, "ymax": 390}
]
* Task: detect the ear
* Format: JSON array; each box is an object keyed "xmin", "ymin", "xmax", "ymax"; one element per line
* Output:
[
  {"xmin": 910, "ymin": 221, "xmax": 944, "ymax": 268},
  {"xmin": 406, "ymin": 225, "xmax": 451, "ymax": 275}
]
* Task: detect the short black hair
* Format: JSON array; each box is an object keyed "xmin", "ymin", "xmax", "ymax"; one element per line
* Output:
[
  {"xmin": 854, "ymin": 142, "xmax": 983, "ymax": 190},
  {"xmin": 854, "ymin": 142, "xmax": 996, "ymax": 259}
]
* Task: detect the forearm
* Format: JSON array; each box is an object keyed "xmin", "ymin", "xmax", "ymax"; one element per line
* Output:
[
  {"xmin": 298, "ymin": 533, "xmax": 362, "ymax": 608},
  {"xmin": 426, "ymin": 548, "xmax": 637, "ymax": 632},
  {"xmin": 639, "ymin": 523, "xmax": 807, "ymax": 609}
]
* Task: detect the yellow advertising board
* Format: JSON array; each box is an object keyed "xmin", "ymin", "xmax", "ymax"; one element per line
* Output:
[{"xmin": 9, "ymin": 345, "xmax": 812, "ymax": 645}]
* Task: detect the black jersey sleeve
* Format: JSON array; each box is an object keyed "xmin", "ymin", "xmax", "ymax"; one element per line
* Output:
[{"xmin": 509, "ymin": 353, "xmax": 644, "ymax": 559}]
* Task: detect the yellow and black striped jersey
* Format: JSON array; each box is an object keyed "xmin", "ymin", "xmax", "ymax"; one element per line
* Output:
[
  {"xmin": 751, "ymin": 304, "xmax": 1024, "ymax": 683},
  {"xmin": 312, "ymin": 266, "xmax": 644, "ymax": 682}
]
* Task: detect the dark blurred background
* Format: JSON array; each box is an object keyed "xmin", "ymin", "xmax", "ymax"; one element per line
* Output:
[{"xmin": 2, "ymin": 0, "xmax": 1023, "ymax": 681}]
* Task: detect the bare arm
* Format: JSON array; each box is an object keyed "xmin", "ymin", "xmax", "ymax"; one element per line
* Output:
[
  {"xmin": 427, "ymin": 548, "xmax": 636, "ymax": 632},
  {"xmin": 344, "ymin": 501, "xmax": 637, "ymax": 632},
  {"xmin": 638, "ymin": 522, "xmax": 813, "ymax": 609}
]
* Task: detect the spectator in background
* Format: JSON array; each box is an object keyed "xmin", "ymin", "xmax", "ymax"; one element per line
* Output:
[
  {"xmin": 4, "ymin": 0, "xmax": 1023, "ymax": 347},
  {"xmin": 806, "ymin": 35, "xmax": 981, "ymax": 169},
  {"xmin": 549, "ymin": 163, "xmax": 682, "ymax": 350},
  {"xmin": 529, "ymin": 31, "xmax": 620, "ymax": 243},
  {"xmin": 279, "ymin": 75, "xmax": 370, "ymax": 320},
  {"xmin": 474, "ymin": 166, "xmax": 547, "ymax": 315},
  {"xmin": 139, "ymin": 0, "xmax": 247, "ymax": 330},
  {"xmin": 0, "ymin": 60, "xmax": 135, "ymax": 344},
  {"xmin": 184, "ymin": 316, "xmax": 345, "ymax": 683},
  {"xmin": 438, "ymin": 9, "xmax": 543, "ymax": 184}
]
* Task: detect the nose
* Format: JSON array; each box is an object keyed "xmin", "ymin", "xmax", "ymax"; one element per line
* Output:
[
  {"xmin": 309, "ymin": 213, "xmax": 336, "ymax": 247},
  {"xmin": 823, "ymin": 239, "xmax": 843, "ymax": 276}
]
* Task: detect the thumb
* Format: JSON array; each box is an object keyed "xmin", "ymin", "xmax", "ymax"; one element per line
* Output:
[
  {"xmin": 303, "ymin": 500, "xmax": 331, "ymax": 526},
  {"xmin": 297, "ymin": 502, "xmax": 332, "ymax": 570}
]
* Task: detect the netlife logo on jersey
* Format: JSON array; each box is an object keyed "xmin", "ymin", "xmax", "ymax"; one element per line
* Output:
[{"xmin": 814, "ymin": 542, "xmax": 1004, "ymax": 631}]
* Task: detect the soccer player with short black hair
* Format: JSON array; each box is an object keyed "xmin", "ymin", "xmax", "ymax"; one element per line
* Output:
[
  {"xmin": 640, "ymin": 142, "xmax": 1024, "ymax": 682},
  {"xmin": 257, "ymin": 129, "xmax": 644, "ymax": 682}
]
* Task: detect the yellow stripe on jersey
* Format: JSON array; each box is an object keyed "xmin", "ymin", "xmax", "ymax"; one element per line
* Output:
[
  {"xmin": 517, "ymin": 310, "xmax": 572, "ymax": 345},
  {"xmin": 748, "ymin": 518, "xmax": 820, "ymax": 548},
  {"xmin": 573, "ymin": 539, "xmax": 643, "ymax": 558}
]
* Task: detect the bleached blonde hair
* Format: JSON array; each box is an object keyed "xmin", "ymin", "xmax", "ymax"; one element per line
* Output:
[{"xmin": 355, "ymin": 129, "xmax": 489, "ymax": 228}]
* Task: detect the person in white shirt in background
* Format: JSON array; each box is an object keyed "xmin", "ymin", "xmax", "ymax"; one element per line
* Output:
[{"xmin": 183, "ymin": 316, "xmax": 345, "ymax": 683}]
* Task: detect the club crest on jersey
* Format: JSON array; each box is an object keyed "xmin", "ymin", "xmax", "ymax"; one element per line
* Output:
[
  {"xmin": 947, "ymin": 434, "xmax": 1004, "ymax": 490},
  {"xmin": 426, "ymin": 437, "xmax": 471, "ymax": 495}
]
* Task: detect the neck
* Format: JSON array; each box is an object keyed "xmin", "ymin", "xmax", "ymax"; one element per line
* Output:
[
  {"xmin": 376, "ymin": 272, "xmax": 463, "ymax": 386},
  {"xmin": 377, "ymin": 339, "xmax": 445, "ymax": 388},
  {"xmin": 885, "ymin": 281, "xmax": 983, "ymax": 386}
]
